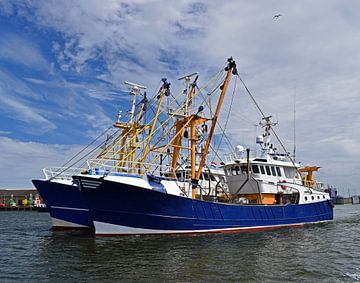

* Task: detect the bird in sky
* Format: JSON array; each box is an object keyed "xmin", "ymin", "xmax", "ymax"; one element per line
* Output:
[{"xmin": 273, "ymin": 14, "xmax": 282, "ymax": 19}]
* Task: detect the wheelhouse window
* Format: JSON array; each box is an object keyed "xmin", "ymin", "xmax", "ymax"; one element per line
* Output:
[
  {"xmin": 202, "ymin": 173, "xmax": 215, "ymax": 181},
  {"xmin": 271, "ymin": 166, "xmax": 276, "ymax": 176},
  {"xmin": 252, "ymin": 165, "xmax": 260, "ymax": 174},
  {"xmin": 265, "ymin": 166, "xmax": 271, "ymax": 175},
  {"xmin": 231, "ymin": 166, "xmax": 241, "ymax": 176},
  {"xmin": 176, "ymin": 172, "xmax": 186, "ymax": 181},
  {"xmin": 240, "ymin": 166, "xmax": 248, "ymax": 174},
  {"xmin": 284, "ymin": 167, "xmax": 297, "ymax": 178},
  {"xmin": 260, "ymin": 165, "xmax": 265, "ymax": 174},
  {"xmin": 276, "ymin": 167, "xmax": 281, "ymax": 177}
]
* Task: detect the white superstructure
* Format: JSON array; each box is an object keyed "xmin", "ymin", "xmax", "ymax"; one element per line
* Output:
[{"xmin": 222, "ymin": 117, "xmax": 330, "ymax": 205}]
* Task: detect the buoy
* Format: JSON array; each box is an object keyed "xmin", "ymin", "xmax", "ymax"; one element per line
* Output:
[
  {"xmin": 9, "ymin": 195, "xmax": 16, "ymax": 207},
  {"xmin": 22, "ymin": 196, "xmax": 28, "ymax": 206},
  {"xmin": 29, "ymin": 194, "xmax": 34, "ymax": 206},
  {"xmin": 34, "ymin": 196, "xmax": 41, "ymax": 205},
  {"xmin": 280, "ymin": 180, "xmax": 287, "ymax": 190}
]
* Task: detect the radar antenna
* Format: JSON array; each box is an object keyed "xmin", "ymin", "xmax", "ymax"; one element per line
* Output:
[{"xmin": 124, "ymin": 81, "xmax": 146, "ymax": 123}]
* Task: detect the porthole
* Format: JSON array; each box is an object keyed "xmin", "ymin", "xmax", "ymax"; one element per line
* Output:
[
  {"xmin": 311, "ymin": 196, "xmax": 314, "ymax": 200},
  {"xmin": 323, "ymin": 195, "xmax": 325, "ymax": 199},
  {"xmin": 317, "ymin": 196, "xmax": 320, "ymax": 199},
  {"xmin": 304, "ymin": 196, "xmax": 308, "ymax": 201}
]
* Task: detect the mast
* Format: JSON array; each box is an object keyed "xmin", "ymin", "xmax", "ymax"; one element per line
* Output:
[
  {"xmin": 124, "ymin": 81, "xmax": 146, "ymax": 124},
  {"xmin": 195, "ymin": 57, "xmax": 237, "ymax": 180},
  {"xmin": 170, "ymin": 82, "xmax": 197, "ymax": 172},
  {"xmin": 178, "ymin": 72, "xmax": 199, "ymax": 116},
  {"xmin": 140, "ymin": 79, "xmax": 170, "ymax": 165},
  {"xmin": 293, "ymin": 89, "xmax": 296, "ymax": 161},
  {"xmin": 110, "ymin": 81, "xmax": 147, "ymax": 170}
]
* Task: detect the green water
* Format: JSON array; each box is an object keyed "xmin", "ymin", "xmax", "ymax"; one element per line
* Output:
[{"xmin": 0, "ymin": 205, "xmax": 359, "ymax": 282}]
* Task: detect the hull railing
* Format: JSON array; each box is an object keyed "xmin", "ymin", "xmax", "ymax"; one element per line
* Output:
[{"xmin": 43, "ymin": 167, "xmax": 84, "ymax": 180}]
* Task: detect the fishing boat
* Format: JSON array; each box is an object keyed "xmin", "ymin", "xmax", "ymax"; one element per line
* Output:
[
  {"xmin": 32, "ymin": 81, "xmax": 149, "ymax": 229},
  {"xmin": 222, "ymin": 118, "xmax": 331, "ymax": 206},
  {"xmin": 74, "ymin": 57, "xmax": 333, "ymax": 235}
]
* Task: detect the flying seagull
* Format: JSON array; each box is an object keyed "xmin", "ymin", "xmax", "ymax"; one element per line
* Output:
[{"xmin": 273, "ymin": 14, "xmax": 282, "ymax": 19}]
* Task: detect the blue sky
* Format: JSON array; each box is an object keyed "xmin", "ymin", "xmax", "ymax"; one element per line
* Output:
[{"xmin": 0, "ymin": 0, "xmax": 359, "ymax": 195}]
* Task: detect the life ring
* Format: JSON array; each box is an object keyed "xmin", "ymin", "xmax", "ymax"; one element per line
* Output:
[{"xmin": 280, "ymin": 180, "xmax": 287, "ymax": 190}]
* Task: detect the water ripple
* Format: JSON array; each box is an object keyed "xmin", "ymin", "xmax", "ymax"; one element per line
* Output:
[{"xmin": 1, "ymin": 205, "xmax": 360, "ymax": 282}]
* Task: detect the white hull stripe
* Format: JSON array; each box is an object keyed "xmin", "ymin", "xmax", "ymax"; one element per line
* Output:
[
  {"xmin": 93, "ymin": 220, "xmax": 331, "ymax": 236},
  {"xmin": 51, "ymin": 206, "xmax": 89, "ymax": 212},
  {"xmin": 52, "ymin": 217, "xmax": 89, "ymax": 228}
]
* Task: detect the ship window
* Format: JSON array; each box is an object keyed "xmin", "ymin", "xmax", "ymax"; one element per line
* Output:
[
  {"xmin": 232, "ymin": 166, "xmax": 241, "ymax": 176},
  {"xmin": 323, "ymin": 195, "xmax": 325, "ymax": 199},
  {"xmin": 202, "ymin": 173, "xmax": 216, "ymax": 181},
  {"xmin": 304, "ymin": 196, "xmax": 308, "ymax": 201},
  {"xmin": 284, "ymin": 167, "xmax": 297, "ymax": 178},
  {"xmin": 252, "ymin": 165, "xmax": 260, "ymax": 174},
  {"xmin": 176, "ymin": 172, "xmax": 186, "ymax": 181},
  {"xmin": 236, "ymin": 166, "xmax": 241, "ymax": 175},
  {"xmin": 271, "ymin": 166, "xmax": 276, "ymax": 176},
  {"xmin": 311, "ymin": 196, "xmax": 314, "ymax": 200},
  {"xmin": 265, "ymin": 166, "xmax": 271, "ymax": 175},
  {"xmin": 240, "ymin": 166, "xmax": 248, "ymax": 173},
  {"xmin": 260, "ymin": 165, "xmax": 265, "ymax": 174},
  {"xmin": 317, "ymin": 196, "xmax": 320, "ymax": 199},
  {"xmin": 276, "ymin": 167, "xmax": 282, "ymax": 177}
]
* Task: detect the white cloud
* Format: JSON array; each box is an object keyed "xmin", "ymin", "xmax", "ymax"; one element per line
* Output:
[
  {"xmin": 0, "ymin": 0, "xmax": 359, "ymax": 193},
  {"xmin": 0, "ymin": 33, "xmax": 48, "ymax": 69},
  {"xmin": 0, "ymin": 0, "xmax": 14, "ymax": 15},
  {"xmin": 0, "ymin": 69, "xmax": 57, "ymax": 133},
  {"xmin": 0, "ymin": 94, "xmax": 56, "ymax": 131},
  {"xmin": 0, "ymin": 137, "xmax": 84, "ymax": 188}
]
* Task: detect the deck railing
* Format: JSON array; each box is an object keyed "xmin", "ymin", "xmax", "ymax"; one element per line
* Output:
[
  {"xmin": 43, "ymin": 167, "xmax": 84, "ymax": 180},
  {"xmin": 86, "ymin": 158, "xmax": 170, "ymax": 177}
]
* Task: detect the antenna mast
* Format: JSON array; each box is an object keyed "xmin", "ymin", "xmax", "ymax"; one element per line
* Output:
[
  {"xmin": 178, "ymin": 72, "xmax": 199, "ymax": 115},
  {"xmin": 124, "ymin": 81, "xmax": 146, "ymax": 124},
  {"xmin": 293, "ymin": 89, "xmax": 296, "ymax": 161}
]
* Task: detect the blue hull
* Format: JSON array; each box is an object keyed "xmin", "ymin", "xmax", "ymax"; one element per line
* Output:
[
  {"xmin": 32, "ymin": 179, "xmax": 93, "ymax": 229},
  {"xmin": 76, "ymin": 176, "xmax": 333, "ymax": 235}
]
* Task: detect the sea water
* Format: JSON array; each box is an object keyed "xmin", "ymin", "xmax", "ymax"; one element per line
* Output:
[{"xmin": 0, "ymin": 205, "xmax": 359, "ymax": 282}]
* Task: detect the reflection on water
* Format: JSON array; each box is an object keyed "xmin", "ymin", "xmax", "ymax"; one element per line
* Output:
[{"xmin": 1, "ymin": 205, "xmax": 359, "ymax": 282}]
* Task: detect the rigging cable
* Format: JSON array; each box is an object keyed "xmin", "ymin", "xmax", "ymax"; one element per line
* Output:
[
  {"xmin": 59, "ymin": 124, "xmax": 114, "ymax": 169},
  {"xmin": 50, "ymin": 126, "xmax": 122, "ymax": 180},
  {"xmin": 196, "ymin": 77, "xmax": 236, "ymax": 156},
  {"xmin": 211, "ymin": 75, "xmax": 238, "ymax": 162},
  {"xmin": 236, "ymin": 73, "xmax": 302, "ymax": 176}
]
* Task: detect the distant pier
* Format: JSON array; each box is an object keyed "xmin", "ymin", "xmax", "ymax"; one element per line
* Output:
[
  {"xmin": 0, "ymin": 206, "xmax": 37, "ymax": 211},
  {"xmin": 0, "ymin": 189, "xmax": 46, "ymax": 211},
  {"xmin": 333, "ymin": 196, "xmax": 360, "ymax": 205}
]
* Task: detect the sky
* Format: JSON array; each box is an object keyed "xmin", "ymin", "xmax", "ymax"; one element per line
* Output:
[{"xmin": 0, "ymin": 0, "xmax": 359, "ymax": 194}]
